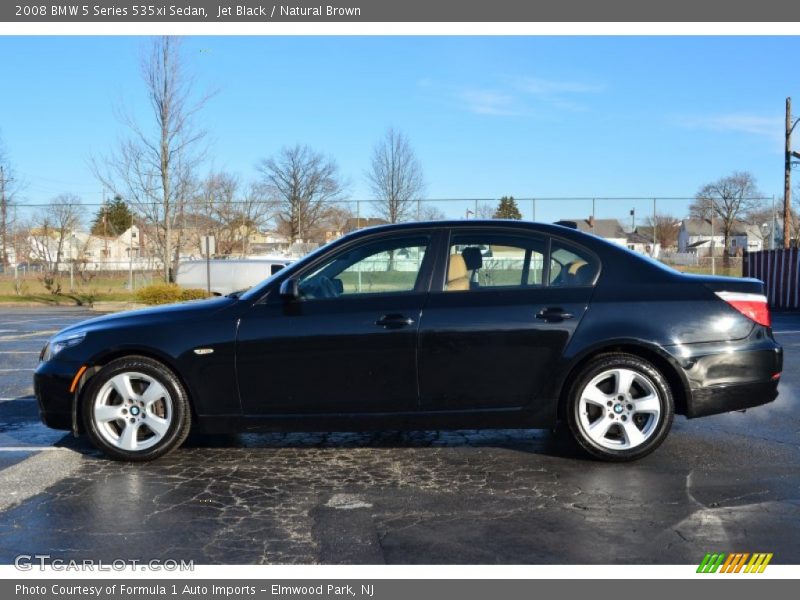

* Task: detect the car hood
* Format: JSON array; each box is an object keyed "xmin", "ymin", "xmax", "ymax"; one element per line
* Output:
[{"xmin": 54, "ymin": 296, "xmax": 237, "ymax": 338}]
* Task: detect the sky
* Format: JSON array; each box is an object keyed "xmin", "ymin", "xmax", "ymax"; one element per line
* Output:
[{"xmin": 0, "ymin": 35, "xmax": 798, "ymax": 226}]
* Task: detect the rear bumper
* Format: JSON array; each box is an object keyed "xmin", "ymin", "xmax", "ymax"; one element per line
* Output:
[
  {"xmin": 664, "ymin": 327, "xmax": 782, "ymax": 419},
  {"xmin": 687, "ymin": 379, "xmax": 779, "ymax": 418}
]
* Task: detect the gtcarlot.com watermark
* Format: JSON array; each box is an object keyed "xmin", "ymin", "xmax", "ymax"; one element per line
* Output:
[{"xmin": 14, "ymin": 554, "xmax": 194, "ymax": 572}]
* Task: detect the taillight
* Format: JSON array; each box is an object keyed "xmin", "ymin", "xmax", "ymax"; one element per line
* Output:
[{"xmin": 715, "ymin": 291, "xmax": 771, "ymax": 328}]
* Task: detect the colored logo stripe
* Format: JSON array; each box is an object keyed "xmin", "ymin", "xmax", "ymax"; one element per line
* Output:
[
  {"xmin": 697, "ymin": 552, "xmax": 773, "ymax": 573},
  {"xmin": 744, "ymin": 553, "xmax": 773, "ymax": 573},
  {"xmin": 697, "ymin": 553, "xmax": 725, "ymax": 573}
]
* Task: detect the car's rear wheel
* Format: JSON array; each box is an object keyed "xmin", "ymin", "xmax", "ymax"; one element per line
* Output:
[
  {"xmin": 566, "ymin": 353, "xmax": 674, "ymax": 461},
  {"xmin": 81, "ymin": 356, "xmax": 191, "ymax": 461}
]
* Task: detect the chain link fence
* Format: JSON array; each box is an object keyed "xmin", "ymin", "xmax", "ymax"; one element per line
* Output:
[{"xmin": 2, "ymin": 195, "xmax": 778, "ymax": 297}]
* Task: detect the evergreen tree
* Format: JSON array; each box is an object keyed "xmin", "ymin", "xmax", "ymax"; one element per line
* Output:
[
  {"xmin": 91, "ymin": 195, "xmax": 134, "ymax": 236},
  {"xmin": 493, "ymin": 196, "xmax": 522, "ymax": 220}
]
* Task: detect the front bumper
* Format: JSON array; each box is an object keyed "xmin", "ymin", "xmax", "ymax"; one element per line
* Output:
[
  {"xmin": 664, "ymin": 326, "xmax": 783, "ymax": 419},
  {"xmin": 34, "ymin": 358, "xmax": 82, "ymax": 431}
]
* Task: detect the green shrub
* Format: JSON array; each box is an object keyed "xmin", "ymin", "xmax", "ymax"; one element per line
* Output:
[
  {"xmin": 180, "ymin": 287, "xmax": 211, "ymax": 301},
  {"xmin": 136, "ymin": 284, "xmax": 210, "ymax": 305}
]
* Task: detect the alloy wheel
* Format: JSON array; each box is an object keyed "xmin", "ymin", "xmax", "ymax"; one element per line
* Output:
[
  {"xmin": 576, "ymin": 367, "xmax": 662, "ymax": 451},
  {"xmin": 93, "ymin": 371, "xmax": 173, "ymax": 452}
]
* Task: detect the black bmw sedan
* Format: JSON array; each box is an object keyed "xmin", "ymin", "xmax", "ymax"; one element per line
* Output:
[{"xmin": 35, "ymin": 220, "xmax": 782, "ymax": 462}]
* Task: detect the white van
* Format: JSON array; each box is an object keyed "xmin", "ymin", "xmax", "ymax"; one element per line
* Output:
[{"xmin": 176, "ymin": 258, "xmax": 290, "ymax": 296}]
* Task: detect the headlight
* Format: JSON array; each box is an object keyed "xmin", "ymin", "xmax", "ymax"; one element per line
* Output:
[{"xmin": 42, "ymin": 332, "xmax": 86, "ymax": 361}]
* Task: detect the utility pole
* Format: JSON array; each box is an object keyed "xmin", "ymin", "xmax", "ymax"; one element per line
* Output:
[
  {"xmin": 709, "ymin": 196, "xmax": 716, "ymax": 276},
  {"xmin": 652, "ymin": 198, "xmax": 657, "ymax": 254},
  {"xmin": 785, "ymin": 97, "xmax": 800, "ymax": 248},
  {"xmin": 0, "ymin": 165, "xmax": 6, "ymax": 267},
  {"xmin": 102, "ymin": 190, "xmax": 109, "ymax": 267}
]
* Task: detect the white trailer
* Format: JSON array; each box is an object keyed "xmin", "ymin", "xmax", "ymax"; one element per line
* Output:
[{"xmin": 176, "ymin": 258, "xmax": 290, "ymax": 296}]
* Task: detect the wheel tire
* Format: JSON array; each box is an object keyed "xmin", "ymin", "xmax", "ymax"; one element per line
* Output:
[
  {"xmin": 81, "ymin": 356, "xmax": 191, "ymax": 462},
  {"xmin": 566, "ymin": 353, "xmax": 674, "ymax": 462}
]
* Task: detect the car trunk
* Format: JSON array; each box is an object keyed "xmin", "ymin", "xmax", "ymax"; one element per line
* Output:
[{"xmin": 683, "ymin": 274, "xmax": 765, "ymax": 295}]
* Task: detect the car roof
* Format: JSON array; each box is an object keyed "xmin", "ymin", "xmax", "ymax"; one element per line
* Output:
[
  {"xmin": 339, "ymin": 219, "xmax": 677, "ymax": 282},
  {"xmin": 345, "ymin": 219, "xmax": 583, "ymax": 239}
]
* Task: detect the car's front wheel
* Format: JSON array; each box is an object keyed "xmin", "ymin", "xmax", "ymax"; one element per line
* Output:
[
  {"xmin": 566, "ymin": 353, "xmax": 674, "ymax": 461},
  {"xmin": 81, "ymin": 356, "xmax": 191, "ymax": 461}
]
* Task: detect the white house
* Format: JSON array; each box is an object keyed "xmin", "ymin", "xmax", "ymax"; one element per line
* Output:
[
  {"xmin": 729, "ymin": 224, "xmax": 764, "ymax": 255},
  {"xmin": 27, "ymin": 225, "xmax": 157, "ymax": 271},
  {"xmin": 678, "ymin": 219, "xmax": 765, "ymax": 257},
  {"xmin": 625, "ymin": 230, "xmax": 661, "ymax": 258}
]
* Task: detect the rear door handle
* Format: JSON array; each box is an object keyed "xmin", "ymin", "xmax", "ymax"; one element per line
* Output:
[
  {"xmin": 376, "ymin": 314, "xmax": 415, "ymax": 329},
  {"xmin": 536, "ymin": 307, "xmax": 574, "ymax": 322}
]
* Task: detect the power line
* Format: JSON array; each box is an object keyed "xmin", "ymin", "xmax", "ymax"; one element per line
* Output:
[{"xmin": 5, "ymin": 196, "xmax": 774, "ymax": 209}]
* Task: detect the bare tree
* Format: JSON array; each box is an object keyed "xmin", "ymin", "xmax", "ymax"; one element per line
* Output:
[
  {"xmin": 367, "ymin": 128, "xmax": 425, "ymax": 223},
  {"xmin": 690, "ymin": 171, "xmax": 763, "ymax": 263},
  {"xmin": 644, "ymin": 213, "xmax": 680, "ymax": 249},
  {"xmin": 315, "ymin": 204, "xmax": 354, "ymax": 238},
  {"xmin": 94, "ymin": 36, "xmax": 212, "ymax": 281},
  {"xmin": 195, "ymin": 172, "xmax": 274, "ymax": 255},
  {"xmin": 258, "ymin": 144, "xmax": 346, "ymax": 242},
  {"xmin": 0, "ymin": 137, "xmax": 19, "ymax": 267},
  {"xmin": 27, "ymin": 194, "xmax": 83, "ymax": 291},
  {"xmin": 475, "ymin": 202, "xmax": 495, "ymax": 219},
  {"xmin": 419, "ymin": 205, "xmax": 446, "ymax": 221}
]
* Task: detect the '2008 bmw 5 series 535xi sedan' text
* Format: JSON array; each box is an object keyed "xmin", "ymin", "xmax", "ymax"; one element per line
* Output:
[{"xmin": 34, "ymin": 220, "xmax": 782, "ymax": 462}]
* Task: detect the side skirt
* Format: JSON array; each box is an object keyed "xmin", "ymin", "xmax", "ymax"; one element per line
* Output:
[{"xmin": 194, "ymin": 406, "xmax": 556, "ymax": 435}]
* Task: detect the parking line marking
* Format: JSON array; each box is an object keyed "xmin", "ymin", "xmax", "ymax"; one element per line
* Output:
[
  {"xmin": 0, "ymin": 368, "xmax": 35, "ymax": 372},
  {"xmin": 0, "ymin": 396, "xmax": 35, "ymax": 402},
  {"xmin": 0, "ymin": 330, "xmax": 57, "ymax": 341},
  {"xmin": 0, "ymin": 447, "xmax": 60, "ymax": 452},
  {"xmin": 0, "ymin": 351, "xmax": 40, "ymax": 354},
  {"xmin": 773, "ymin": 330, "xmax": 800, "ymax": 334},
  {"xmin": 0, "ymin": 317, "xmax": 85, "ymax": 325}
]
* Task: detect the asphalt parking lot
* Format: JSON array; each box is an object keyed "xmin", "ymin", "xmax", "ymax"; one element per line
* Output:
[{"xmin": 0, "ymin": 306, "xmax": 798, "ymax": 564}]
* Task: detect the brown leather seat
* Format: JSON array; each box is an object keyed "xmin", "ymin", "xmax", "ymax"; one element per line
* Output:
[
  {"xmin": 568, "ymin": 259, "xmax": 588, "ymax": 275},
  {"xmin": 570, "ymin": 262, "xmax": 593, "ymax": 286},
  {"xmin": 446, "ymin": 254, "xmax": 470, "ymax": 291}
]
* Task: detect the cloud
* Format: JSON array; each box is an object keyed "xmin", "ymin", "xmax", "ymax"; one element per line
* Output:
[
  {"xmin": 513, "ymin": 76, "xmax": 605, "ymax": 96},
  {"xmin": 458, "ymin": 89, "xmax": 522, "ymax": 116},
  {"xmin": 452, "ymin": 75, "xmax": 604, "ymax": 117},
  {"xmin": 674, "ymin": 113, "xmax": 782, "ymax": 141}
]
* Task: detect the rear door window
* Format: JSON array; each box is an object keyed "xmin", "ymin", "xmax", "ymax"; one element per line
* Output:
[{"xmin": 446, "ymin": 232, "xmax": 546, "ymax": 291}]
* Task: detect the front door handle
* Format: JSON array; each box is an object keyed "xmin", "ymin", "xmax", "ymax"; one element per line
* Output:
[
  {"xmin": 376, "ymin": 314, "xmax": 415, "ymax": 329},
  {"xmin": 536, "ymin": 307, "xmax": 574, "ymax": 322}
]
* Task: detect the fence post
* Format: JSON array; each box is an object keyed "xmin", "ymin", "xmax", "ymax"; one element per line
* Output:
[
  {"xmin": 69, "ymin": 263, "xmax": 74, "ymax": 292},
  {"xmin": 653, "ymin": 198, "xmax": 657, "ymax": 254}
]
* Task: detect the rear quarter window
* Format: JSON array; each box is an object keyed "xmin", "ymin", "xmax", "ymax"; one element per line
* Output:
[{"xmin": 549, "ymin": 240, "xmax": 600, "ymax": 287}]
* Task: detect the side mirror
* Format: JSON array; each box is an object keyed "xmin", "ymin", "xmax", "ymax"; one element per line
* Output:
[{"xmin": 279, "ymin": 277, "xmax": 300, "ymax": 300}]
